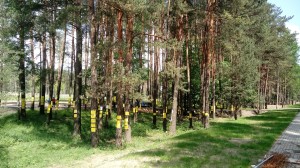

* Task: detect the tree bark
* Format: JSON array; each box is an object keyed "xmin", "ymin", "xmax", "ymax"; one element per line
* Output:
[
  {"xmin": 0, "ymin": 62, "xmax": 2, "ymax": 106},
  {"xmin": 30, "ymin": 29, "xmax": 35, "ymax": 111},
  {"xmin": 40, "ymin": 35, "xmax": 47, "ymax": 115},
  {"xmin": 107, "ymin": 7, "xmax": 114, "ymax": 121},
  {"xmin": 89, "ymin": 0, "xmax": 99, "ymax": 147},
  {"xmin": 56, "ymin": 24, "xmax": 67, "ymax": 108},
  {"xmin": 84, "ymin": 28, "xmax": 89, "ymax": 111},
  {"xmin": 276, "ymin": 69, "xmax": 279, "ymax": 109},
  {"xmin": 73, "ymin": 0, "xmax": 83, "ymax": 137},
  {"xmin": 185, "ymin": 15, "xmax": 192, "ymax": 128},
  {"xmin": 116, "ymin": 9, "xmax": 123, "ymax": 147},
  {"xmin": 68, "ymin": 27, "xmax": 75, "ymax": 108},
  {"xmin": 152, "ymin": 34, "xmax": 158, "ymax": 128},
  {"xmin": 201, "ymin": 0, "xmax": 216, "ymax": 128},
  {"xmin": 169, "ymin": 64, "xmax": 180, "ymax": 134},
  {"xmin": 19, "ymin": 27, "xmax": 26, "ymax": 119},
  {"xmin": 47, "ymin": 6, "xmax": 56, "ymax": 124},
  {"xmin": 124, "ymin": 14, "xmax": 134, "ymax": 142},
  {"xmin": 169, "ymin": 14, "xmax": 184, "ymax": 135}
]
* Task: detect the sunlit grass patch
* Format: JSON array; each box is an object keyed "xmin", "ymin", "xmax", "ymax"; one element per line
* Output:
[{"xmin": 0, "ymin": 106, "xmax": 298, "ymax": 167}]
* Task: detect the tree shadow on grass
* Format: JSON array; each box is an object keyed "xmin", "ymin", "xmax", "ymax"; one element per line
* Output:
[
  {"xmin": 0, "ymin": 109, "xmax": 93, "ymax": 148},
  {"xmin": 0, "ymin": 109, "xmax": 156, "ymax": 150},
  {"xmin": 125, "ymin": 122, "xmax": 260, "ymax": 168},
  {"xmin": 246, "ymin": 109, "xmax": 298, "ymax": 122},
  {"xmin": 124, "ymin": 110, "xmax": 299, "ymax": 168}
]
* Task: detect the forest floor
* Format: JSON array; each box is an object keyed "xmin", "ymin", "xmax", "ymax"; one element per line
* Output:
[{"xmin": 0, "ymin": 105, "xmax": 299, "ymax": 168}]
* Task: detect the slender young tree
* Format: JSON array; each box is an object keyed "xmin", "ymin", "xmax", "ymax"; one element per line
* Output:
[
  {"xmin": 40, "ymin": 35, "xmax": 47, "ymax": 115},
  {"xmin": 30, "ymin": 29, "xmax": 35, "ymax": 111}
]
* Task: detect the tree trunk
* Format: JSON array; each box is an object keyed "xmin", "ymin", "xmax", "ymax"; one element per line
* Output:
[
  {"xmin": 56, "ymin": 24, "xmax": 67, "ymax": 109},
  {"xmin": 19, "ymin": 25, "xmax": 26, "ymax": 120},
  {"xmin": 263, "ymin": 66, "xmax": 269, "ymax": 109},
  {"xmin": 116, "ymin": 9, "xmax": 123, "ymax": 147},
  {"xmin": 47, "ymin": 7, "xmax": 56, "ymax": 124},
  {"xmin": 201, "ymin": 0, "xmax": 216, "ymax": 128},
  {"xmin": 169, "ymin": 68, "xmax": 179, "ymax": 135},
  {"xmin": 107, "ymin": 7, "xmax": 114, "ymax": 120},
  {"xmin": 276, "ymin": 69, "xmax": 279, "ymax": 109},
  {"xmin": 68, "ymin": 27, "xmax": 75, "ymax": 108},
  {"xmin": 185, "ymin": 15, "xmax": 192, "ymax": 128},
  {"xmin": 89, "ymin": 0, "xmax": 99, "ymax": 147},
  {"xmin": 124, "ymin": 14, "xmax": 134, "ymax": 142},
  {"xmin": 169, "ymin": 14, "xmax": 184, "ymax": 135},
  {"xmin": 30, "ymin": 29, "xmax": 35, "ymax": 111},
  {"xmin": 84, "ymin": 29, "xmax": 89, "ymax": 111},
  {"xmin": 152, "ymin": 34, "xmax": 158, "ymax": 128},
  {"xmin": 73, "ymin": 0, "xmax": 82, "ymax": 137},
  {"xmin": 0, "ymin": 62, "xmax": 2, "ymax": 106},
  {"xmin": 40, "ymin": 35, "xmax": 47, "ymax": 115}
]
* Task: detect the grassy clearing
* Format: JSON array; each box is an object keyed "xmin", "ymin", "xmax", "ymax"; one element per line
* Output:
[{"xmin": 0, "ymin": 106, "xmax": 298, "ymax": 168}]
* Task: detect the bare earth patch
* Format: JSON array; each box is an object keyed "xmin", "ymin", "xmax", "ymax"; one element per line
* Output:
[{"xmin": 50, "ymin": 149, "xmax": 155, "ymax": 168}]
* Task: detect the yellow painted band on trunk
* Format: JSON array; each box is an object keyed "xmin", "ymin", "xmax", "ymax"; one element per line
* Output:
[
  {"xmin": 116, "ymin": 120, "xmax": 121, "ymax": 128},
  {"xmin": 47, "ymin": 106, "xmax": 51, "ymax": 113},
  {"xmin": 163, "ymin": 113, "xmax": 166, "ymax": 118},
  {"xmin": 91, "ymin": 127, "xmax": 96, "ymax": 133},
  {"xmin": 153, "ymin": 113, "xmax": 156, "ymax": 116},
  {"xmin": 205, "ymin": 113, "xmax": 209, "ymax": 117},
  {"xmin": 21, "ymin": 99, "xmax": 26, "ymax": 109},
  {"xmin": 125, "ymin": 111, "xmax": 129, "ymax": 116},
  {"xmin": 91, "ymin": 118, "xmax": 96, "ymax": 123},
  {"xmin": 117, "ymin": 115, "xmax": 122, "ymax": 120},
  {"xmin": 124, "ymin": 118, "xmax": 128, "ymax": 130},
  {"xmin": 41, "ymin": 96, "xmax": 45, "ymax": 105},
  {"xmin": 189, "ymin": 113, "xmax": 192, "ymax": 118},
  {"xmin": 74, "ymin": 109, "xmax": 77, "ymax": 114},
  {"xmin": 74, "ymin": 113, "xmax": 77, "ymax": 118},
  {"xmin": 91, "ymin": 110, "xmax": 96, "ymax": 118},
  {"xmin": 91, "ymin": 123, "xmax": 96, "ymax": 128}
]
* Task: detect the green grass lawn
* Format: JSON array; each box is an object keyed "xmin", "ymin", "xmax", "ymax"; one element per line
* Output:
[{"xmin": 0, "ymin": 106, "xmax": 298, "ymax": 168}]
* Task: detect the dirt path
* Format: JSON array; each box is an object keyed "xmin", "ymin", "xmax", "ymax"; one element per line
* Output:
[{"xmin": 51, "ymin": 149, "xmax": 154, "ymax": 168}]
